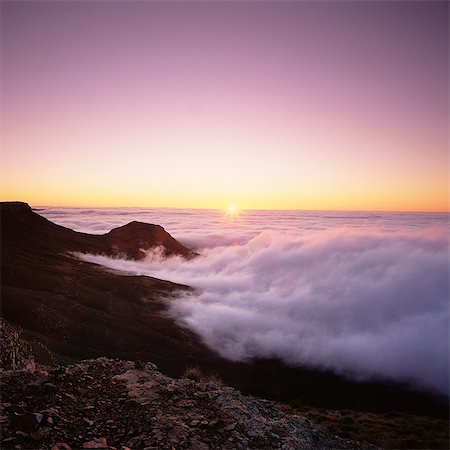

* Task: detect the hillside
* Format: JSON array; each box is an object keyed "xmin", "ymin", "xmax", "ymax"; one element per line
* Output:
[{"xmin": 1, "ymin": 202, "xmax": 205, "ymax": 371}]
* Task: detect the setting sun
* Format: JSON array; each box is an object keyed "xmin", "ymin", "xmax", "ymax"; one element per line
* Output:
[{"xmin": 226, "ymin": 204, "xmax": 239, "ymax": 217}]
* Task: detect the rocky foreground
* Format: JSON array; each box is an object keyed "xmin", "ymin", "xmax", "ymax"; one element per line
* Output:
[{"xmin": 0, "ymin": 357, "xmax": 376, "ymax": 450}]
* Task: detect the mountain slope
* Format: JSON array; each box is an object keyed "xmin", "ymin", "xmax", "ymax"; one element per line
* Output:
[{"xmin": 0, "ymin": 202, "xmax": 206, "ymax": 371}]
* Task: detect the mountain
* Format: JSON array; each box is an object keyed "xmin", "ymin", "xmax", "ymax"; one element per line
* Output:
[
  {"xmin": 1, "ymin": 201, "xmax": 204, "ymax": 370},
  {"xmin": 1, "ymin": 202, "xmax": 196, "ymax": 259},
  {"xmin": 1, "ymin": 202, "xmax": 448, "ymax": 449}
]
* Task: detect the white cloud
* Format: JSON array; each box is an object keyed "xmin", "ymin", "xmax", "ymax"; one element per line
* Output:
[{"xmin": 75, "ymin": 226, "xmax": 450, "ymax": 394}]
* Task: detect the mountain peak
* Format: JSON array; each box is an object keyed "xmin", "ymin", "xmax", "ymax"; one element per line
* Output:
[
  {"xmin": 105, "ymin": 221, "xmax": 196, "ymax": 260},
  {"xmin": 1, "ymin": 202, "xmax": 197, "ymax": 261},
  {"xmin": 1, "ymin": 201, "xmax": 33, "ymax": 213}
]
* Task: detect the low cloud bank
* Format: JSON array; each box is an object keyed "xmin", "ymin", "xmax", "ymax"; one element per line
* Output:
[
  {"xmin": 77, "ymin": 227, "xmax": 449, "ymax": 394},
  {"xmin": 39, "ymin": 206, "xmax": 447, "ymax": 244}
]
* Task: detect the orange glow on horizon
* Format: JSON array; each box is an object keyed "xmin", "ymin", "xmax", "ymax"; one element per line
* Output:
[
  {"xmin": 1, "ymin": 3, "xmax": 448, "ymax": 215},
  {"xmin": 0, "ymin": 180, "xmax": 448, "ymax": 213}
]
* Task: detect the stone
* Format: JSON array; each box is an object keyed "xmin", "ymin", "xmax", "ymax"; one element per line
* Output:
[
  {"xmin": 51, "ymin": 443, "xmax": 72, "ymax": 450},
  {"xmin": 41, "ymin": 382, "xmax": 57, "ymax": 394},
  {"xmin": 15, "ymin": 431, "xmax": 29, "ymax": 437},
  {"xmin": 5, "ymin": 404, "xmax": 25, "ymax": 414},
  {"xmin": 9, "ymin": 412, "xmax": 42, "ymax": 431},
  {"xmin": 82, "ymin": 437, "xmax": 108, "ymax": 448},
  {"xmin": 125, "ymin": 399, "xmax": 140, "ymax": 407},
  {"xmin": 30, "ymin": 427, "xmax": 51, "ymax": 441},
  {"xmin": 0, "ymin": 319, "xmax": 35, "ymax": 372},
  {"xmin": 63, "ymin": 392, "xmax": 77, "ymax": 401},
  {"xmin": 1, "ymin": 357, "xmax": 377, "ymax": 450}
]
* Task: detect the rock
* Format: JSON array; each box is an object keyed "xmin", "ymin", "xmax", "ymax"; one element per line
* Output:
[
  {"xmin": 40, "ymin": 382, "xmax": 57, "ymax": 394},
  {"xmin": 0, "ymin": 319, "xmax": 35, "ymax": 372},
  {"xmin": 125, "ymin": 398, "xmax": 140, "ymax": 407},
  {"xmin": 0, "ymin": 358, "xmax": 378, "ymax": 450},
  {"xmin": 208, "ymin": 419, "xmax": 220, "ymax": 427},
  {"xmin": 83, "ymin": 437, "xmax": 108, "ymax": 448},
  {"xmin": 30, "ymin": 427, "xmax": 50, "ymax": 440},
  {"xmin": 14, "ymin": 431, "xmax": 28, "ymax": 437},
  {"xmin": 4, "ymin": 404, "xmax": 25, "ymax": 414},
  {"xmin": 9, "ymin": 412, "xmax": 42, "ymax": 431},
  {"xmin": 63, "ymin": 392, "xmax": 77, "ymax": 401},
  {"xmin": 51, "ymin": 443, "xmax": 71, "ymax": 450}
]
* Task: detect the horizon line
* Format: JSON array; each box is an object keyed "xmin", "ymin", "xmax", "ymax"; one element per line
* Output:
[{"xmin": 26, "ymin": 203, "xmax": 450, "ymax": 215}]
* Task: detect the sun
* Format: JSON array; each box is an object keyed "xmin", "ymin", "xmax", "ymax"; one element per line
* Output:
[{"xmin": 226, "ymin": 204, "xmax": 239, "ymax": 217}]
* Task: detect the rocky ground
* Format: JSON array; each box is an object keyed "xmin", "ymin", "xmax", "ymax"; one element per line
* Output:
[
  {"xmin": 277, "ymin": 404, "xmax": 449, "ymax": 449},
  {"xmin": 0, "ymin": 319, "xmax": 35, "ymax": 373},
  {"xmin": 0, "ymin": 358, "xmax": 377, "ymax": 450}
]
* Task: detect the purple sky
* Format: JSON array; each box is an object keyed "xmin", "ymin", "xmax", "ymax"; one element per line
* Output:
[{"xmin": 1, "ymin": 1, "xmax": 448, "ymax": 210}]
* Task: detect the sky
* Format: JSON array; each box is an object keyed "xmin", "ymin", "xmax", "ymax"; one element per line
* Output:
[{"xmin": 1, "ymin": 1, "xmax": 448, "ymax": 211}]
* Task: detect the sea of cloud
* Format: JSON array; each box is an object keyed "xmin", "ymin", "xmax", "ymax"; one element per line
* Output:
[
  {"xmin": 39, "ymin": 206, "xmax": 447, "ymax": 247},
  {"xmin": 51, "ymin": 206, "xmax": 450, "ymax": 395}
]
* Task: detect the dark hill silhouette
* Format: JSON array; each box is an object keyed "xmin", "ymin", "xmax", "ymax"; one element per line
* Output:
[
  {"xmin": 1, "ymin": 202, "xmax": 203, "ymax": 370},
  {"xmin": 1, "ymin": 201, "xmax": 196, "ymax": 259},
  {"xmin": 104, "ymin": 220, "xmax": 197, "ymax": 260},
  {"xmin": 1, "ymin": 202, "xmax": 447, "ymax": 428}
]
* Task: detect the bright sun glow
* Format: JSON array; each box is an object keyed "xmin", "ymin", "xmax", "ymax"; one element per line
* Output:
[{"xmin": 226, "ymin": 204, "xmax": 239, "ymax": 217}]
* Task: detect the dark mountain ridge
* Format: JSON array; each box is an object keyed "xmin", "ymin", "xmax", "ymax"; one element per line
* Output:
[
  {"xmin": 1, "ymin": 201, "xmax": 204, "ymax": 370},
  {"xmin": 2, "ymin": 201, "xmax": 196, "ymax": 260}
]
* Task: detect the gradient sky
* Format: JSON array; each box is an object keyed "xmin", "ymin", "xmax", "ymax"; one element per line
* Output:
[{"xmin": 1, "ymin": 1, "xmax": 448, "ymax": 211}]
